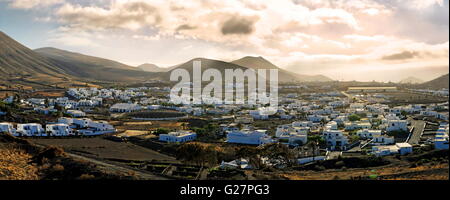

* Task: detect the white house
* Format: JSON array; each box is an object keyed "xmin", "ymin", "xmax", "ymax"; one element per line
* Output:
[
  {"xmin": 386, "ymin": 120, "xmax": 408, "ymax": 132},
  {"xmin": 345, "ymin": 121, "xmax": 371, "ymax": 130},
  {"xmin": 287, "ymin": 132, "xmax": 308, "ymax": 146},
  {"xmin": 66, "ymin": 110, "xmax": 86, "ymax": 117},
  {"xmin": 325, "ymin": 121, "xmax": 338, "ymax": 130},
  {"xmin": 292, "ymin": 121, "xmax": 312, "ymax": 128},
  {"xmin": 396, "ymin": 143, "xmax": 413, "ymax": 155},
  {"xmin": 0, "ymin": 122, "xmax": 16, "ymax": 136},
  {"xmin": 159, "ymin": 130, "xmax": 197, "ymax": 143},
  {"xmin": 372, "ymin": 143, "xmax": 412, "ymax": 156},
  {"xmin": 220, "ymin": 123, "xmax": 239, "ymax": 135},
  {"xmin": 227, "ymin": 129, "xmax": 274, "ymax": 145},
  {"xmin": 46, "ymin": 124, "xmax": 73, "ymax": 136},
  {"xmin": 109, "ymin": 103, "xmax": 142, "ymax": 113},
  {"xmin": 276, "ymin": 125, "xmax": 308, "ymax": 146},
  {"xmin": 435, "ymin": 124, "xmax": 449, "ymax": 150},
  {"xmin": 17, "ymin": 123, "xmax": 46, "ymax": 136},
  {"xmin": 322, "ymin": 130, "xmax": 348, "ymax": 150},
  {"xmin": 356, "ymin": 129, "xmax": 382, "ymax": 139},
  {"xmin": 372, "ymin": 135, "xmax": 395, "ymax": 145},
  {"xmin": 249, "ymin": 110, "xmax": 269, "ymax": 120},
  {"xmin": 307, "ymin": 115, "xmax": 327, "ymax": 123},
  {"xmin": 57, "ymin": 117, "xmax": 115, "ymax": 135},
  {"xmin": 88, "ymin": 121, "xmax": 115, "ymax": 132},
  {"xmin": 3, "ymin": 96, "xmax": 14, "ymax": 104},
  {"xmin": 72, "ymin": 118, "xmax": 92, "ymax": 128}
]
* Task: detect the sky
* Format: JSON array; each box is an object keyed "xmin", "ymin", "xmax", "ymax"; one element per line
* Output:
[{"xmin": 0, "ymin": 0, "xmax": 448, "ymax": 82}]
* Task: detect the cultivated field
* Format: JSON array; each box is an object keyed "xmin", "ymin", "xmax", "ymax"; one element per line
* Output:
[{"xmin": 29, "ymin": 137, "xmax": 178, "ymax": 163}]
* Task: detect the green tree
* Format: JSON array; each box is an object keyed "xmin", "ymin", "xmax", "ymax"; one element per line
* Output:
[
  {"xmin": 348, "ymin": 114, "xmax": 361, "ymax": 122},
  {"xmin": 154, "ymin": 128, "xmax": 169, "ymax": 136}
]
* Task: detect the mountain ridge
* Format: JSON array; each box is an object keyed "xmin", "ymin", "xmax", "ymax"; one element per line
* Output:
[{"xmin": 231, "ymin": 56, "xmax": 333, "ymax": 82}]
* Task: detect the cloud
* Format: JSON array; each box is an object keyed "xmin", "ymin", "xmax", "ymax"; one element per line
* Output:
[
  {"xmin": 55, "ymin": 2, "xmax": 161, "ymax": 31},
  {"xmin": 382, "ymin": 51, "xmax": 420, "ymax": 60},
  {"xmin": 1, "ymin": 0, "xmax": 64, "ymax": 9},
  {"xmin": 221, "ymin": 16, "xmax": 257, "ymax": 35},
  {"xmin": 1, "ymin": 0, "xmax": 447, "ymax": 81},
  {"xmin": 176, "ymin": 24, "xmax": 196, "ymax": 31}
]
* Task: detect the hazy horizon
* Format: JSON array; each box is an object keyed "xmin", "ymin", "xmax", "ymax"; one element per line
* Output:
[{"xmin": 0, "ymin": 0, "xmax": 448, "ymax": 82}]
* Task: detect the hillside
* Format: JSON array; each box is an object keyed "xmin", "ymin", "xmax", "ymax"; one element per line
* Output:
[
  {"xmin": 35, "ymin": 47, "xmax": 162, "ymax": 82},
  {"xmin": 417, "ymin": 74, "xmax": 449, "ymax": 90},
  {"xmin": 166, "ymin": 58, "xmax": 248, "ymax": 80},
  {"xmin": 0, "ymin": 31, "xmax": 70, "ymax": 81},
  {"xmin": 232, "ymin": 56, "xmax": 333, "ymax": 82},
  {"xmin": 138, "ymin": 63, "xmax": 167, "ymax": 72},
  {"xmin": 399, "ymin": 76, "xmax": 423, "ymax": 84},
  {"xmin": 232, "ymin": 56, "xmax": 279, "ymax": 69}
]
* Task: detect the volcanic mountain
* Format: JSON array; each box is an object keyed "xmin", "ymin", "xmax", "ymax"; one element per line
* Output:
[
  {"xmin": 0, "ymin": 31, "xmax": 69, "ymax": 80},
  {"xmin": 416, "ymin": 74, "xmax": 449, "ymax": 90},
  {"xmin": 34, "ymin": 47, "xmax": 162, "ymax": 82},
  {"xmin": 137, "ymin": 63, "xmax": 167, "ymax": 72},
  {"xmin": 399, "ymin": 76, "xmax": 424, "ymax": 84},
  {"xmin": 231, "ymin": 56, "xmax": 333, "ymax": 82}
]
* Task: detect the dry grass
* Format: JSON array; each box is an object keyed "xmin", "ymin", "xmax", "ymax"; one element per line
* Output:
[
  {"xmin": 279, "ymin": 163, "xmax": 449, "ymax": 180},
  {"xmin": 0, "ymin": 148, "xmax": 39, "ymax": 180},
  {"xmin": 124, "ymin": 122, "xmax": 153, "ymax": 126}
]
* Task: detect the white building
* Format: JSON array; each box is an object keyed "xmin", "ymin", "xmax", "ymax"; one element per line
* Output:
[
  {"xmin": 57, "ymin": 117, "xmax": 115, "ymax": 135},
  {"xmin": 159, "ymin": 131, "xmax": 197, "ymax": 143},
  {"xmin": 372, "ymin": 135, "xmax": 395, "ymax": 145},
  {"xmin": 109, "ymin": 103, "xmax": 142, "ymax": 113},
  {"xmin": 322, "ymin": 130, "xmax": 348, "ymax": 150},
  {"xmin": 435, "ymin": 124, "xmax": 449, "ymax": 150},
  {"xmin": 356, "ymin": 129, "xmax": 382, "ymax": 139},
  {"xmin": 307, "ymin": 115, "xmax": 327, "ymax": 123},
  {"xmin": 386, "ymin": 120, "xmax": 408, "ymax": 132},
  {"xmin": 372, "ymin": 143, "xmax": 412, "ymax": 156},
  {"xmin": 292, "ymin": 121, "xmax": 312, "ymax": 128},
  {"xmin": 89, "ymin": 121, "xmax": 115, "ymax": 132},
  {"xmin": 345, "ymin": 121, "xmax": 371, "ymax": 131},
  {"xmin": 17, "ymin": 123, "xmax": 46, "ymax": 136},
  {"xmin": 46, "ymin": 124, "xmax": 73, "ymax": 136},
  {"xmin": 249, "ymin": 110, "xmax": 269, "ymax": 120},
  {"xmin": 66, "ymin": 110, "xmax": 86, "ymax": 117},
  {"xmin": 0, "ymin": 122, "xmax": 16, "ymax": 136},
  {"xmin": 227, "ymin": 129, "xmax": 274, "ymax": 145}
]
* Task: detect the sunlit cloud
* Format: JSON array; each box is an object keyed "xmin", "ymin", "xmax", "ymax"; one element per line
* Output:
[{"xmin": 0, "ymin": 0, "xmax": 447, "ymax": 81}]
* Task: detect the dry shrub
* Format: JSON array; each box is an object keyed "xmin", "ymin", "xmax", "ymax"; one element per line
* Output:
[{"xmin": 77, "ymin": 174, "xmax": 95, "ymax": 180}]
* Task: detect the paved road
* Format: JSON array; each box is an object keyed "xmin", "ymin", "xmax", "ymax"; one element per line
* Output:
[{"xmin": 408, "ymin": 120, "xmax": 425, "ymax": 145}]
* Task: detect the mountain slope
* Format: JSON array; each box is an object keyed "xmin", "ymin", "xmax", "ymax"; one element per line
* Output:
[
  {"xmin": 167, "ymin": 58, "xmax": 248, "ymax": 77},
  {"xmin": 138, "ymin": 63, "xmax": 166, "ymax": 72},
  {"xmin": 417, "ymin": 74, "xmax": 449, "ymax": 90},
  {"xmin": 232, "ymin": 56, "xmax": 333, "ymax": 82},
  {"xmin": 232, "ymin": 56, "xmax": 279, "ymax": 69},
  {"xmin": 399, "ymin": 76, "xmax": 423, "ymax": 84},
  {"xmin": 0, "ymin": 31, "xmax": 69, "ymax": 79},
  {"xmin": 35, "ymin": 47, "xmax": 162, "ymax": 82}
]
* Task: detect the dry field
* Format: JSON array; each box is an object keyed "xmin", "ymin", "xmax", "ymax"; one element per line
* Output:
[
  {"xmin": 0, "ymin": 146, "xmax": 39, "ymax": 180},
  {"xmin": 278, "ymin": 163, "xmax": 449, "ymax": 180},
  {"xmin": 117, "ymin": 121, "xmax": 186, "ymax": 132},
  {"xmin": 29, "ymin": 137, "xmax": 178, "ymax": 163}
]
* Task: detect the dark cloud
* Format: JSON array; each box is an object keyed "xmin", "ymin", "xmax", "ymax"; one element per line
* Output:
[
  {"xmin": 221, "ymin": 16, "xmax": 256, "ymax": 35},
  {"xmin": 176, "ymin": 24, "xmax": 196, "ymax": 31},
  {"xmin": 382, "ymin": 51, "xmax": 420, "ymax": 60}
]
